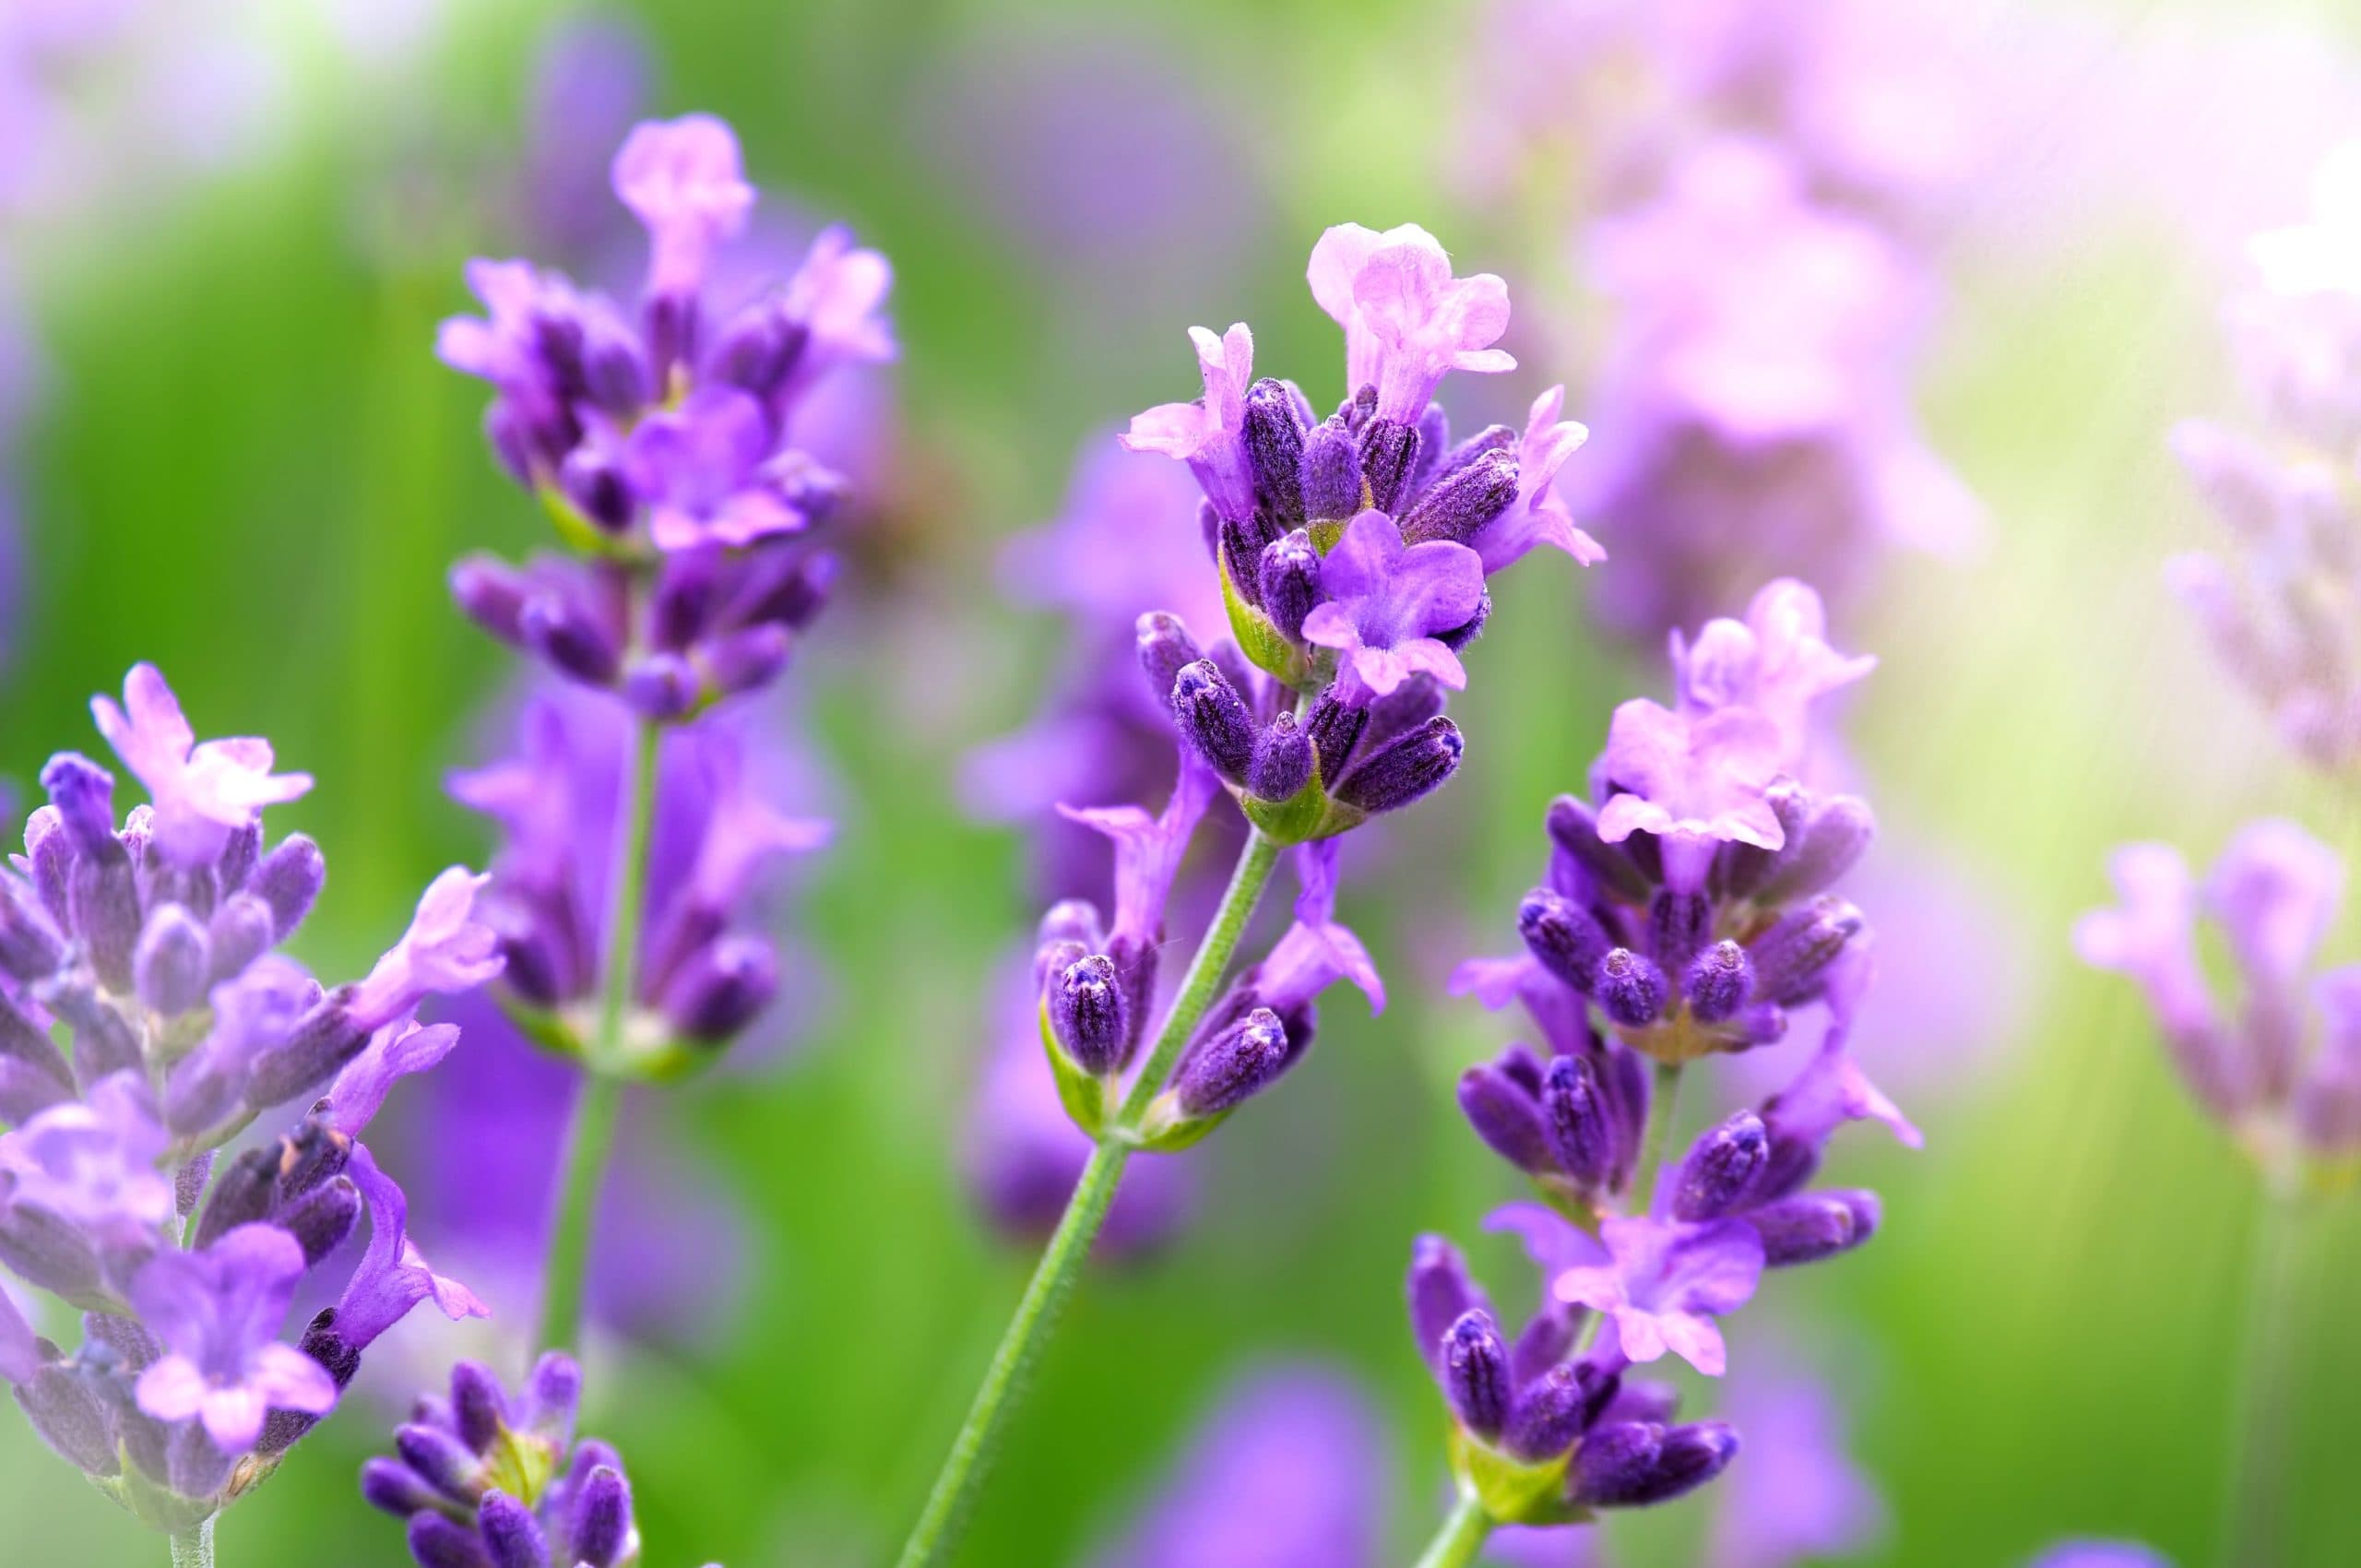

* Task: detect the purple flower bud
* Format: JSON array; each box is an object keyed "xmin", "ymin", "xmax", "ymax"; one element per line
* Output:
[
  {"xmin": 1442, "ymin": 1310, "xmax": 1512, "ymax": 1439},
  {"xmin": 660, "ymin": 933, "xmax": 779, "ymax": 1043},
  {"xmin": 1299, "ymin": 417, "xmax": 1362, "ymax": 522},
  {"xmin": 1048, "ymin": 954, "xmax": 1128, "ymax": 1076},
  {"xmin": 0, "ymin": 1206, "xmax": 101, "ymax": 1298},
  {"xmin": 558, "ymin": 449, "xmax": 635, "ymax": 534},
  {"xmin": 1257, "ymin": 530, "xmax": 1323, "ymax": 641},
  {"xmin": 41, "ymin": 981, "xmax": 142, "ymax": 1085},
  {"xmin": 1357, "ymin": 671, "xmax": 1449, "ymax": 754},
  {"xmin": 0, "ymin": 878, "xmax": 67, "ymax": 982},
  {"xmin": 1747, "ymin": 1191, "xmax": 1878, "ymax": 1266},
  {"xmin": 521, "ymin": 593, "xmax": 622, "ymax": 686},
  {"xmin": 1433, "ymin": 424, "xmax": 1519, "ymax": 490},
  {"xmin": 449, "ymin": 553, "xmax": 536, "ymax": 647},
  {"xmin": 1756, "ymin": 795, "xmax": 1875, "ymax": 905},
  {"xmin": 15, "ymin": 1363, "xmax": 118, "ymax": 1477},
  {"xmin": 1684, "ymin": 941, "xmax": 1753, "ymax": 1025},
  {"xmin": 1649, "ymin": 889, "xmax": 1710, "ymax": 978},
  {"xmin": 523, "ymin": 1352, "xmax": 582, "ymax": 1446},
  {"xmin": 1304, "ymin": 689, "xmax": 1367, "ymax": 780},
  {"xmin": 445, "ymin": 1362, "xmax": 506, "ymax": 1455},
  {"xmin": 362, "ymin": 1457, "xmax": 445, "ymax": 1517},
  {"xmin": 1243, "ymin": 377, "xmax": 1309, "ymax": 532},
  {"xmin": 1747, "ymin": 897, "xmax": 1865, "ymax": 1005},
  {"xmin": 397, "ymin": 1420, "xmax": 487, "ymax": 1503},
  {"xmin": 650, "ymin": 554, "xmax": 721, "ymax": 650},
  {"xmin": 566, "ymin": 1465, "xmax": 633, "ymax": 1568},
  {"xmin": 480, "ymin": 1490, "xmax": 552, "ymax": 1568},
  {"xmin": 1170, "ymin": 659, "xmax": 1256, "ymax": 785},
  {"xmin": 1406, "ymin": 403, "xmax": 1453, "ymax": 497},
  {"xmin": 243, "ymin": 998, "xmax": 369, "ymax": 1110},
  {"xmin": 1548, "ymin": 794, "xmax": 1654, "ymax": 904},
  {"xmin": 1596, "ymin": 948, "xmax": 1668, "ymax": 1028},
  {"xmin": 1505, "ymin": 1360, "xmax": 1607, "ymax": 1461},
  {"xmin": 1407, "ymin": 1235, "xmax": 1486, "ymax": 1371},
  {"xmin": 27, "ymin": 808, "xmax": 72, "ymax": 925},
  {"xmin": 1248, "ymin": 711, "xmax": 1314, "ymax": 802},
  {"xmin": 1713, "ymin": 781, "xmax": 1812, "ymax": 901},
  {"xmin": 1399, "ymin": 447, "xmax": 1518, "ymax": 546},
  {"xmin": 704, "ymin": 624, "xmax": 794, "ymax": 698},
  {"xmin": 1172, "ymin": 1006, "xmax": 1291, "ymax": 1116},
  {"xmin": 1458, "ymin": 1060, "xmax": 1552, "ymax": 1173},
  {"xmin": 1037, "ymin": 899, "xmax": 1105, "ymax": 954},
  {"xmin": 134, "ymin": 904, "xmax": 210, "ymax": 1016},
  {"xmin": 1358, "ymin": 417, "xmax": 1420, "ymax": 514},
  {"xmin": 409, "ymin": 1514, "xmax": 496, "ymax": 1568},
  {"xmin": 1572, "ymin": 1420, "xmax": 1738, "ymax": 1507},
  {"xmin": 622, "ymin": 655, "xmax": 700, "ymax": 720},
  {"xmin": 41, "ymin": 754, "xmax": 120, "ymax": 858},
  {"xmin": 729, "ymin": 548, "xmax": 837, "ymax": 631},
  {"xmin": 1520, "ymin": 885, "xmax": 1611, "ymax": 992},
  {"xmin": 1135, "ymin": 613, "xmax": 1204, "ymax": 713},
  {"xmin": 193, "ymin": 1147, "xmax": 279, "ymax": 1251},
  {"xmin": 253, "ymin": 835, "xmax": 326, "ymax": 941},
  {"xmin": 280, "ymin": 1176, "xmax": 362, "ymax": 1265},
  {"xmin": 1670, "ymin": 1111, "xmax": 1769, "ymax": 1221},
  {"xmin": 207, "ymin": 892, "xmax": 277, "ymax": 983},
  {"xmin": 1542, "ymin": 1052, "xmax": 1615, "ymax": 1187},
  {"xmin": 72, "ymin": 855, "xmax": 142, "ymax": 997},
  {"xmin": 1332, "ymin": 716, "xmax": 1462, "ymax": 814}
]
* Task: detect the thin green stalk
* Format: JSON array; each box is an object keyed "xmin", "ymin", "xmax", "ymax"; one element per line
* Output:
[
  {"xmin": 2225, "ymin": 1193, "xmax": 2308, "ymax": 1568},
  {"xmin": 1571, "ymin": 1059, "xmax": 1686, "ymax": 1359},
  {"xmin": 168, "ymin": 1518, "xmax": 214, "ymax": 1568},
  {"xmin": 534, "ymin": 717, "xmax": 661, "ymax": 1354},
  {"xmin": 1411, "ymin": 1491, "xmax": 1494, "ymax": 1568},
  {"xmin": 893, "ymin": 828, "xmax": 1283, "ymax": 1568}
]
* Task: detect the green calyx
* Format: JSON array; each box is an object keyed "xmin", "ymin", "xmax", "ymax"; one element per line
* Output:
[
  {"xmin": 1038, "ymin": 999, "xmax": 1110, "ymax": 1138},
  {"xmin": 1128, "ymin": 1088, "xmax": 1229, "ymax": 1152},
  {"xmin": 1446, "ymin": 1425, "xmax": 1594, "ymax": 1528},
  {"xmin": 1218, "ymin": 543, "xmax": 1321, "ymax": 691}
]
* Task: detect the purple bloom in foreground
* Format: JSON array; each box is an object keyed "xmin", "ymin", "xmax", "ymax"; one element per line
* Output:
[
  {"xmin": 1308, "ymin": 222, "xmax": 1514, "ymax": 422},
  {"xmin": 130, "ymin": 1224, "xmax": 334, "ymax": 1451},
  {"xmin": 1122, "ymin": 322, "xmax": 1257, "ymax": 524},
  {"xmin": 90, "ymin": 662, "xmax": 312, "ymax": 868},
  {"xmin": 1547, "ymin": 1213, "xmax": 1764, "ymax": 1376},
  {"xmin": 1300, "ymin": 512, "xmax": 1486, "ymax": 697}
]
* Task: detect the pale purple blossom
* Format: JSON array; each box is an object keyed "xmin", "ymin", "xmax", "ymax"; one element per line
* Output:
[
  {"xmin": 1545, "ymin": 1213, "xmax": 1764, "ymax": 1376},
  {"xmin": 1299, "ymin": 512, "xmax": 1486, "ymax": 696},
  {"xmin": 1057, "ymin": 754, "xmax": 1222, "ymax": 956},
  {"xmin": 329, "ymin": 1143, "xmax": 487, "ymax": 1352},
  {"xmin": 349, "ymin": 867, "xmax": 504, "ymax": 1031},
  {"xmin": 1307, "ymin": 222, "xmax": 1513, "ymax": 418},
  {"xmin": 611, "ymin": 113, "xmax": 754, "ymax": 299},
  {"xmin": 130, "ymin": 1223, "xmax": 336, "ymax": 1451},
  {"xmin": 1121, "ymin": 321, "xmax": 1256, "ymax": 523},
  {"xmin": 323, "ymin": 1020, "xmax": 462, "ymax": 1138},
  {"xmin": 1252, "ymin": 841, "xmax": 1385, "ymax": 1016},
  {"xmin": 0, "ymin": 1073, "xmax": 173, "ymax": 1243},
  {"xmin": 1470, "ymin": 384, "xmax": 1602, "ymax": 574},
  {"xmin": 90, "ymin": 662, "xmax": 312, "ymax": 866}
]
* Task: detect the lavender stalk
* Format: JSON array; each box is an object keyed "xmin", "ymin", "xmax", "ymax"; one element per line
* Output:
[
  {"xmin": 168, "ymin": 1522, "xmax": 213, "ymax": 1568},
  {"xmin": 1411, "ymin": 1491, "xmax": 1492, "ymax": 1568}
]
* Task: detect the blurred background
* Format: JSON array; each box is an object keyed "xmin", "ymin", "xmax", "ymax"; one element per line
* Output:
[{"xmin": 4, "ymin": 0, "xmax": 2361, "ymax": 1563}]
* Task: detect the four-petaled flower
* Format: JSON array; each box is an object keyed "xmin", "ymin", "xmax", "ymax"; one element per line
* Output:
[
  {"xmin": 132, "ymin": 1224, "xmax": 338, "ymax": 1451},
  {"xmin": 1308, "ymin": 222, "xmax": 1514, "ymax": 419},
  {"xmin": 91, "ymin": 663, "xmax": 313, "ymax": 867},
  {"xmin": 611, "ymin": 113, "xmax": 756, "ymax": 299},
  {"xmin": 1547, "ymin": 1213, "xmax": 1764, "ymax": 1376},
  {"xmin": 0, "ymin": 1072, "xmax": 174, "ymax": 1243},
  {"xmin": 1300, "ymin": 512, "xmax": 1486, "ymax": 697}
]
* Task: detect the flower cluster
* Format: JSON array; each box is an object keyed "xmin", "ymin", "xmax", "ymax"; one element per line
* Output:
[
  {"xmin": 0, "ymin": 665, "xmax": 498, "ymax": 1535},
  {"xmin": 362, "ymin": 1352, "xmax": 689, "ymax": 1568},
  {"xmin": 2168, "ymin": 144, "xmax": 2361, "ymax": 770},
  {"xmin": 2076, "ymin": 818, "xmax": 2361, "ymax": 1191},
  {"xmin": 440, "ymin": 113, "xmax": 893, "ymax": 714},
  {"xmin": 1028, "ymin": 221, "xmax": 1582, "ymax": 1150},
  {"xmin": 1408, "ymin": 581, "xmax": 1916, "ymax": 1541}
]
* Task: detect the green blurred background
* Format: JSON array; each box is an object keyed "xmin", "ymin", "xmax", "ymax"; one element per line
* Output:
[{"xmin": 4, "ymin": 0, "xmax": 2361, "ymax": 1563}]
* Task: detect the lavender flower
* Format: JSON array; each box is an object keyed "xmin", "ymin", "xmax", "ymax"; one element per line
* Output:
[
  {"xmin": 0, "ymin": 664, "xmax": 496, "ymax": 1535},
  {"xmin": 2078, "ymin": 817, "xmax": 2361, "ymax": 1185},
  {"xmin": 439, "ymin": 113, "xmax": 891, "ymax": 707}
]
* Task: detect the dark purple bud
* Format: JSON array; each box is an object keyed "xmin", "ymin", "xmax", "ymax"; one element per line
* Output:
[
  {"xmin": 361, "ymin": 1457, "xmax": 445, "ymax": 1516},
  {"xmin": 1505, "ymin": 1361, "xmax": 1608, "ymax": 1461},
  {"xmin": 1435, "ymin": 591, "xmax": 1492, "ymax": 653},
  {"xmin": 1458, "ymin": 1060, "xmax": 1553, "ymax": 1173},
  {"xmin": 1032, "ymin": 940, "xmax": 1089, "ymax": 1001},
  {"xmin": 710, "ymin": 307, "xmax": 794, "ymax": 396},
  {"xmin": 1542, "ymin": 1053, "xmax": 1615, "ymax": 1187},
  {"xmin": 521, "ymin": 593, "xmax": 622, "ymax": 685},
  {"xmin": 1170, "ymin": 659, "xmax": 1256, "ymax": 784},
  {"xmin": 480, "ymin": 1490, "xmax": 552, "ymax": 1568},
  {"xmin": 1172, "ymin": 1006, "xmax": 1291, "ymax": 1116},
  {"xmin": 622, "ymin": 654, "xmax": 700, "ymax": 720},
  {"xmin": 243, "ymin": 997, "xmax": 368, "ymax": 1109},
  {"xmin": 1257, "ymin": 530, "xmax": 1323, "ymax": 641},
  {"xmin": 448, "ymin": 1361, "xmax": 508, "ymax": 1454},
  {"xmin": 70, "ymin": 853, "xmax": 141, "ymax": 996},
  {"xmin": 566, "ymin": 1465, "xmax": 633, "ymax": 1568},
  {"xmin": 1547, "ymin": 795, "xmax": 1654, "ymax": 904},
  {"xmin": 1407, "ymin": 1235, "xmax": 1485, "ymax": 1370},
  {"xmin": 524, "ymin": 1352, "xmax": 583, "ymax": 1446},
  {"xmin": 650, "ymin": 552, "xmax": 721, "ymax": 651},
  {"xmin": 1299, "ymin": 417, "xmax": 1363, "ymax": 522},
  {"xmin": 15, "ymin": 1364, "xmax": 117, "ymax": 1477},
  {"xmin": 1738, "ymin": 1003, "xmax": 1789, "ymax": 1048},
  {"xmin": 449, "ymin": 553, "xmax": 536, "ymax": 647},
  {"xmin": 730, "ymin": 548, "xmax": 837, "ymax": 630},
  {"xmin": 1670, "ymin": 1111, "xmax": 1769, "ymax": 1221},
  {"xmin": 1747, "ymin": 897, "xmax": 1865, "ymax": 1004},
  {"xmin": 1435, "ymin": 424, "xmax": 1518, "ymax": 488},
  {"xmin": 1243, "ymin": 377, "xmax": 1309, "ymax": 531},
  {"xmin": 557, "ymin": 448, "xmax": 635, "ymax": 533},
  {"xmin": 1399, "ymin": 448, "xmax": 1519, "ymax": 546},
  {"xmin": 1304, "ymin": 689, "xmax": 1367, "ymax": 780},
  {"xmin": 660, "ymin": 933, "xmax": 779, "ymax": 1043},
  {"xmin": 41, "ymin": 754, "xmax": 120, "ymax": 857},
  {"xmin": 1048, "ymin": 954, "xmax": 1128, "ymax": 1076},
  {"xmin": 1520, "ymin": 885, "xmax": 1612, "ymax": 992},
  {"xmin": 279, "ymin": 1119, "xmax": 355, "ymax": 1199},
  {"xmin": 1442, "ymin": 1310, "xmax": 1512, "ymax": 1439},
  {"xmin": 1509, "ymin": 1303, "xmax": 1579, "ymax": 1387},
  {"xmin": 1196, "ymin": 497, "xmax": 1223, "ymax": 560},
  {"xmin": 1713, "ymin": 780, "xmax": 1811, "ymax": 901},
  {"xmin": 1757, "ymin": 795, "xmax": 1876, "ymax": 904},
  {"xmin": 1648, "ymin": 889, "xmax": 1709, "ymax": 978},
  {"xmin": 1248, "ymin": 711, "xmax": 1314, "ymax": 801},
  {"xmin": 279, "ymin": 1176, "xmax": 362, "ymax": 1265},
  {"xmin": 1497, "ymin": 1042, "xmax": 1547, "ymax": 1097},
  {"xmin": 207, "ymin": 892, "xmax": 276, "ymax": 983},
  {"xmin": 1345, "ymin": 383, "xmax": 1378, "ymax": 428},
  {"xmin": 0, "ymin": 1206, "xmax": 101, "ymax": 1296},
  {"xmin": 1357, "ymin": 671, "xmax": 1448, "ymax": 754},
  {"xmin": 704, "ymin": 623, "xmax": 794, "ymax": 698},
  {"xmin": 1596, "ymin": 948, "xmax": 1667, "ymax": 1028},
  {"xmin": 194, "ymin": 1147, "xmax": 279, "ymax": 1250},
  {"xmin": 1748, "ymin": 1191, "xmax": 1878, "ymax": 1265},
  {"xmin": 1405, "ymin": 403, "xmax": 1453, "ymax": 499},
  {"xmin": 409, "ymin": 1514, "xmax": 497, "ymax": 1568},
  {"xmin": 26, "ymin": 807, "xmax": 72, "ymax": 926},
  {"xmin": 1135, "ymin": 613, "xmax": 1204, "ymax": 711},
  {"xmin": 1333, "ymin": 716, "xmax": 1462, "ymax": 814},
  {"xmin": 134, "ymin": 904, "xmax": 210, "ymax": 1016},
  {"xmin": 397, "ymin": 1421, "xmax": 487, "ymax": 1503},
  {"xmin": 0, "ymin": 878, "xmax": 66, "ymax": 981},
  {"xmin": 247, "ymin": 835, "xmax": 326, "ymax": 943},
  {"xmin": 0, "ymin": 995, "xmax": 72, "ymax": 1097},
  {"xmin": 1572, "ymin": 1420, "xmax": 1738, "ymax": 1507},
  {"xmin": 1684, "ymin": 942, "xmax": 1753, "ymax": 1026},
  {"xmin": 1358, "ymin": 417, "xmax": 1420, "ymax": 513}
]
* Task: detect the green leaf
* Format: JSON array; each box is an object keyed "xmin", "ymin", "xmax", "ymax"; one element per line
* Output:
[{"xmin": 1038, "ymin": 1000, "xmax": 1108, "ymax": 1137}]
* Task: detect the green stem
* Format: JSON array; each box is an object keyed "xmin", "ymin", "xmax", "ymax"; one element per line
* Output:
[
  {"xmin": 533, "ymin": 717, "xmax": 661, "ymax": 1355},
  {"xmin": 1411, "ymin": 1491, "xmax": 1494, "ymax": 1568},
  {"xmin": 893, "ymin": 828, "xmax": 1283, "ymax": 1568},
  {"xmin": 2225, "ymin": 1193, "xmax": 2308, "ymax": 1568},
  {"xmin": 168, "ymin": 1518, "xmax": 214, "ymax": 1568},
  {"xmin": 1571, "ymin": 1060, "xmax": 1687, "ymax": 1359}
]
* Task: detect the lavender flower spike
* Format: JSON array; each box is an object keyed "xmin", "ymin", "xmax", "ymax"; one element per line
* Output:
[{"xmin": 91, "ymin": 662, "xmax": 313, "ymax": 867}]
